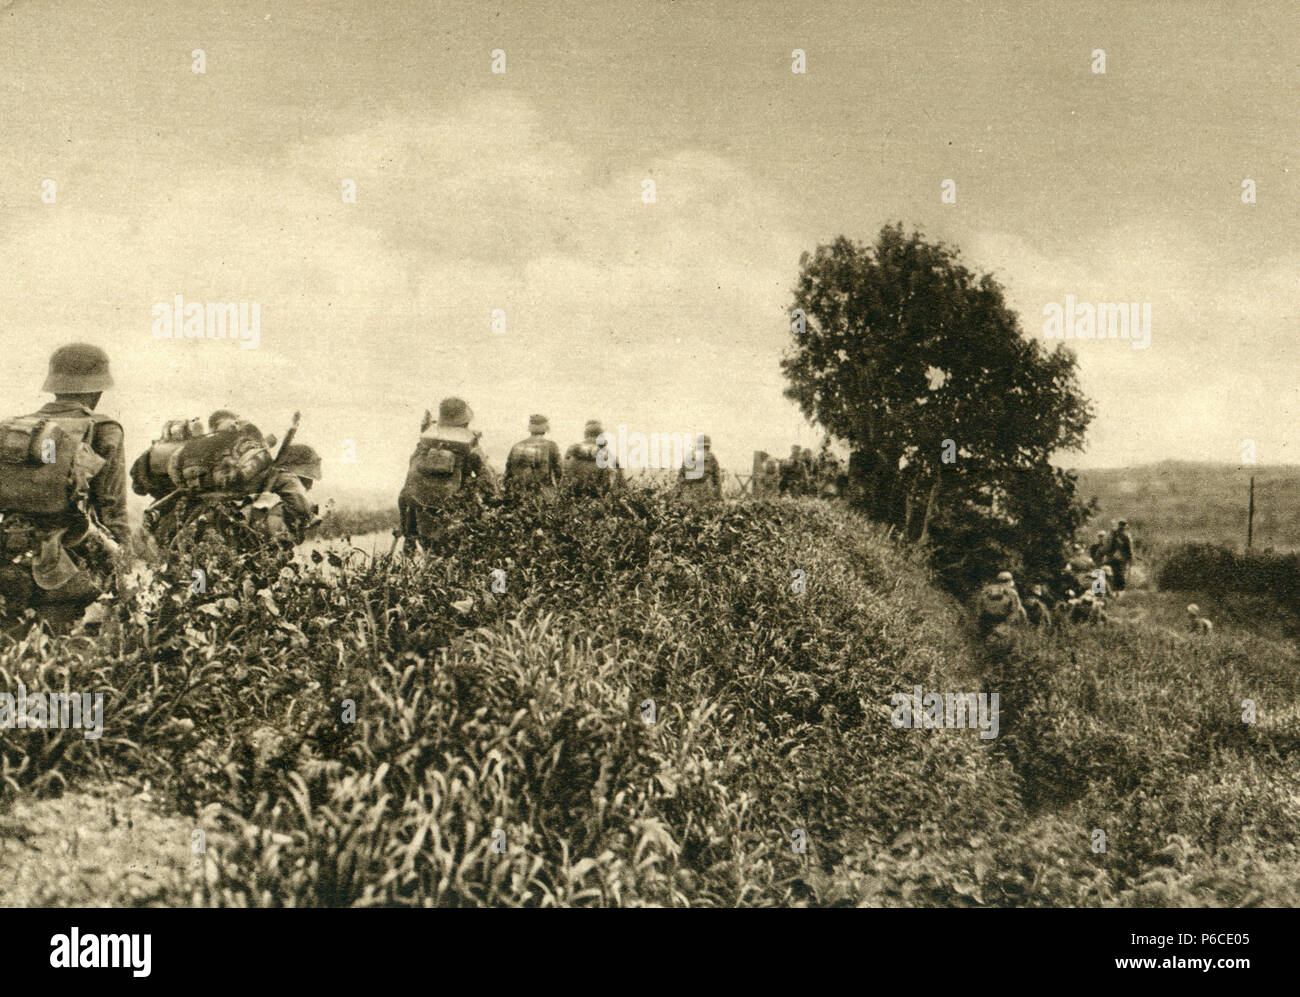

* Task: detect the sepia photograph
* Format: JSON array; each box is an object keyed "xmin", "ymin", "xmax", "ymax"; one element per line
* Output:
[{"xmin": 0, "ymin": 0, "xmax": 1292, "ymax": 964}]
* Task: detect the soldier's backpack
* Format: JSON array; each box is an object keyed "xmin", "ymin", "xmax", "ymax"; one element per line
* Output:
[
  {"xmin": 402, "ymin": 429, "xmax": 475, "ymax": 506},
  {"xmin": 977, "ymin": 582, "xmax": 1018, "ymax": 625},
  {"xmin": 170, "ymin": 423, "xmax": 272, "ymax": 494},
  {"xmin": 565, "ymin": 441, "xmax": 604, "ymax": 488},
  {"xmin": 508, "ymin": 438, "xmax": 555, "ymax": 487},
  {"xmin": 0, "ymin": 414, "xmax": 105, "ymax": 517},
  {"xmin": 131, "ymin": 418, "xmax": 206, "ymax": 498}
]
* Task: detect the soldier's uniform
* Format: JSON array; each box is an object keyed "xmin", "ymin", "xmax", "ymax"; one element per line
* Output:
[
  {"xmin": 1107, "ymin": 521, "xmax": 1134, "ymax": 591},
  {"xmin": 398, "ymin": 397, "xmax": 498, "ymax": 547},
  {"xmin": 779, "ymin": 445, "xmax": 805, "ymax": 495},
  {"xmin": 1023, "ymin": 585, "xmax": 1053, "ymax": 628},
  {"xmin": 1070, "ymin": 592, "xmax": 1107, "ymax": 625},
  {"xmin": 1, "ymin": 344, "xmax": 127, "ymax": 628},
  {"xmin": 29, "ymin": 399, "xmax": 129, "ymax": 545},
  {"xmin": 505, "ymin": 415, "xmax": 561, "ymax": 495},
  {"xmin": 677, "ymin": 435, "xmax": 722, "ymax": 504},
  {"xmin": 815, "ymin": 443, "xmax": 840, "ymax": 497},
  {"xmin": 976, "ymin": 571, "xmax": 1028, "ymax": 636},
  {"xmin": 564, "ymin": 420, "xmax": 621, "ymax": 496},
  {"xmin": 1089, "ymin": 531, "xmax": 1109, "ymax": 566},
  {"xmin": 199, "ymin": 412, "xmax": 316, "ymax": 543}
]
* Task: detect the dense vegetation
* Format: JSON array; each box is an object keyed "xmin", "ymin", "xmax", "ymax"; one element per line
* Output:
[
  {"xmin": 2, "ymin": 488, "xmax": 1296, "ymax": 906},
  {"xmin": 1157, "ymin": 543, "xmax": 1300, "ymax": 603}
]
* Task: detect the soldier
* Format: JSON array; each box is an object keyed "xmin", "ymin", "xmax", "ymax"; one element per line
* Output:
[
  {"xmin": 1052, "ymin": 589, "xmax": 1077, "ymax": 621},
  {"xmin": 1107, "ymin": 519, "xmax": 1134, "ymax": 591},
  {"xmin": 815, "ymin": 440, "xmax": 842, "ymax": 498},
  {"xmin": 504, "ymin": 414, "xmax": 561, "ymax": 495},
  {"xmin": 800, "ymin": 448, "xmax": 816, "ymax": 494},
  {"xmin": 1070, "ymin": 591, "xmax": 1108, "ymax": 625},
  {"xmin": 207, "ymin": 410, "xmax": 316, "ymax": 542},
  {"xmin": 1089, "ymin": 530, "xmax": 1110, "ymax": 566},
  {"xmin": 1186, "ymin": 604, "xmax": 1213, "ymax": 635},
  {"xmin": 398, "ymin": 397, "xmax": 497, "ymax": 549},
  {"xmin": 0, "ymin": 344, "xmax": 128, "ymax": 628},
  {"xmin": 976, "ymin": 570, "xmax": 1028, "ymax": 636},
  {"xmin": 564, "ymin": 420, "xmax": 621, "ymax": 496},
  {"xmin": 677, "ymin": 433, "xmax": 722, "ymax": 503},
  {"xmin": 1023, "ymin": 583, "xmax": 1053, "ymax": 628},
  {"xmin": 779, "ymin": 444, "xmax": 805, "ymax": 495}
]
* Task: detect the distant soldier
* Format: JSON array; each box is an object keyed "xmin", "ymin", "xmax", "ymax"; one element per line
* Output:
[
  {"xmin": 779, "ymin": 444, "xmax": 805, "ymax": 495},
  {"xmin": 1070, "ymin": 591, "xmax": 1108, "ymax": 625},
  {"xmin": 1066, "ymin": 542, "xmax": 1096, "ymax": 592},
  {"xmin": 1089, "ymin": 530, "xmax": 1110, "ymax": 566},
  {"xmin": 677, "ymin": 434, "xmax": 721, "ymax": 503},
  {"xmin": 1023, "ymin": 584, "xmax": 1053, "ymax": 628},
  {"xmin": 1186, "ymin": 604, "xmax": 1213, "ymax": 635},
  {"xmin": 1067, "ymin": 543, "xmax": 1094, "ymax": 574},
  {"xmin": 0, "ymin": 344, "xmax": 128, "ymax": 628},
  {"xmin": 815, "ymin": 439, "xmax": 839, "ymax": 497},
  {"xmin": 398, "ymin": 397, "xmax": 498, "ymax": 548},
  {"xmin": 505, "ymin": 414, "xmax": 562, "ymax": 495},
  {"xmin": 801, "ymin": 448, "xmax": 816, "ymax": 494},
  {"xmin": 761, "ymin": 457, "xmax": 781, "ymax": 497},
  {"xmin": 564, "ymin": 420, "xmax": 621, "ymax": 496},
  {"xmin": 1106, "ymin": 520, "xmax": 1134, "ymax": 591},
  {"xmin": 976, "ymin": 570, "xmax": 1028, "ymax": 636},
  {"xmin": 1052, "ymin": 589, "xmax": 1077, "ymax": 621}
]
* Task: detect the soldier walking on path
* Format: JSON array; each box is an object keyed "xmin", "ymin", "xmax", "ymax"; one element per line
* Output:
[
  {"xmin": 398, "ymin": 397, "xmax": 497, "ymax": 550},
  {"xmin": 780, "ymin": 444, "xmax": 805, "ymax": 495},
  {"xmin": 1023, "ymin": 584, "xmax": 1053, "ymax": 628},
  {"xmin": 1107, "ymin": 519, "xmax": 1134, "ymax": 592},
  {"xmin": 677, "ymin": 433, "xmax": 722, "ymax": 504},
  {"xmin": 976, "ymin": 570, "xmax": 1028, "ymax": 636},
  {"xmin": 505, "ymin": 414, "xmax": 561, "ymax": 496},
  {"xmin": 1089, "ymin": 530, "xmax": 1110, "ymax": 566}
]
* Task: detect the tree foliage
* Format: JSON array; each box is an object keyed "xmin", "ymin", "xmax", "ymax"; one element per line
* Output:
[{"xmin": 782, "ymin": 224, "xmax": 1094, "ymax": 592}]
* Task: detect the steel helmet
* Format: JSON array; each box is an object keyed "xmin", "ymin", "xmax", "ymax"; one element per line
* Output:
[
  {"xmin": 42, "ymin": 343, "xmax": 113, "ymax": 393},
  {"xmin": 437, "ymin": 397, "xmax": 473, "ymax": 428}
]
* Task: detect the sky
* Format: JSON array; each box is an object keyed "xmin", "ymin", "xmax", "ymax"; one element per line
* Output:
[{"xmin": 1, "ymin": 0, "xmax": 1296, "ymax": 509}]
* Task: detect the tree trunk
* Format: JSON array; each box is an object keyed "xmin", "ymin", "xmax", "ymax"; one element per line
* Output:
[{"xmin": 917, "ymin": 473, "xmax": 942, "ymax": 546}]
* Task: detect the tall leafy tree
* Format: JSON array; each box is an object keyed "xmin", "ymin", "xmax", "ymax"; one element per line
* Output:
[{"xmin": 782, "ymin": 224, "xmax": 1094, "ymax": 589}]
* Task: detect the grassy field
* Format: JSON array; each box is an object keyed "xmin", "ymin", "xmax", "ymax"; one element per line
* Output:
[
  {"xmin": 1075, "ymin": 461, "xmax": 1300, "ymax": 554},
  {"xmin": 1, "ymin": 487, "xmax": 1297, "ymax": 906}
]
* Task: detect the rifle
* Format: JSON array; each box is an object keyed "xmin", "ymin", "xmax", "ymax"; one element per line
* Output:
[{"xmin": 256, "ymin": 411, "xmax": 301, "ymax": 495}]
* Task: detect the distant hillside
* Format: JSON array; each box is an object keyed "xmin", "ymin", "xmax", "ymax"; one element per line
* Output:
[{"xmin": 1073, "ymin": 462, "xmax": 1300, "ymax": 553}]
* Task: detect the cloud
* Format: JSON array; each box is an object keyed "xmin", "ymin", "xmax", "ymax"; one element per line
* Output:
[{"xmin": 0, "ymin": 92, "xmax": 811, "ymax": 511}]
